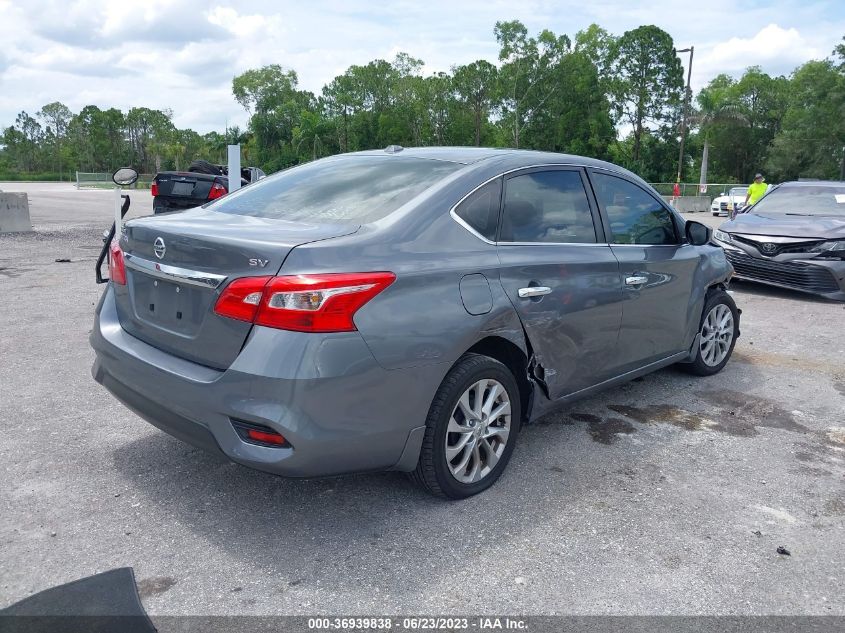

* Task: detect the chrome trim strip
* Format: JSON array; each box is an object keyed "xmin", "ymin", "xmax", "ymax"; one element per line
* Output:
[
  {"xmin": 449, "ymin": 208, "xmax": 495, "ymax": 245},
  {"xmin": 732, "ymin": 233, "xmax": 824, "ymax": 244},
  {"xmin": 497, "ymin": 240, "xmax": 611, "ymax": 247},
  {"xmin": 124, "ymin": 253, "xmax": 228, "ymax": 289},
  {"xmin": 448, "ymin": 162, "xmax": 585, "ymax": 246},
  {"xmin": 448, "ymin": 162, "xmax": 667, "ymax": 248}
]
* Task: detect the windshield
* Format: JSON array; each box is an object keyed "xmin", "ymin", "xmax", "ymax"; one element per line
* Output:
[
  {"xmin": 211, "ymin": 155, "xmax": 461, "ymax": 223},
  {"xmin": 751, "ymin": 185, "xmax": 845, "ymax": 216},
  {"xmin": 729, "ymin": 187, "xmax": 747, "ymax": 197}
]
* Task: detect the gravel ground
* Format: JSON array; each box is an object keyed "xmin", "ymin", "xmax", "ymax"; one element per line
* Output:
[{"xmin": 1, "ymin": 184, "xmax": 843, "ymax": 617}]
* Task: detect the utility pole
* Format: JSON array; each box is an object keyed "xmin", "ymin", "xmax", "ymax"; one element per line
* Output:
[
  {"xmin": 675, "ymin": 46, "xmax": 694, "ymax": 185},
  {"xmin": 840, "ymin": 145, "xmax": 845, "ymax": 181}
]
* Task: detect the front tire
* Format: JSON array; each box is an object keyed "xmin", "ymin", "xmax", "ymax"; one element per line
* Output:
[
  {"xmin": 411, "ymin": 354, "xmax": 521, "ymax": 499},
  {"xmin": 682, "ymin": 289, "xmax": 739, "ymax": 376}
]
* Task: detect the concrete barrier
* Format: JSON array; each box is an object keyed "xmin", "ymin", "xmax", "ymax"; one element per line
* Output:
[
  {"xmin": 0, "ymin": 192, "xmax": 33, "ymax": 233},
  {"xmin": 662, "ymin": 196, "xmax": 711, "ymax": 213}
]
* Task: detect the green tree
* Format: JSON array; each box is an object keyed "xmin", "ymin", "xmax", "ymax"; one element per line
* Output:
[
  {"xmin": 125, "ymin": 107, "xmax": 176, "ymax": 173},
  {"xmin": 494, "ymin": 20, "xmax": 570, "ymax": 148},
  {"xmin": 453, "ymin": 60, "xmax": 497, "ymax": 146},
  {"xmin": 293, "ymin": 109, "xmax": 334, "ymax": 161},
  {"xmin": 767, "ymin": 58, "xmax": 844, "ymax": 180},
  {"xmin": 609, "ymin": 25, "xmax": 684, "ymax": 166},
  {"xmin": 37, "ymin": 102, "xmax": 72, "ymax": 179},
  {"xmin": 574, "ymin": 24, "xmax": 616, "ymax": 94},
  {"xmin": 523, "ymin": 50, "xmax": 615, "ymax": 157},
  {"xmin": 692, "ymin": 75, "xmax": 748, "ymax": 185}
]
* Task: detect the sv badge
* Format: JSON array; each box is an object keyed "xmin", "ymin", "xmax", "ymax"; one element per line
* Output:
[{"xmin": 249, "ymin": 258, "xmax": 270, "ymax": 268}]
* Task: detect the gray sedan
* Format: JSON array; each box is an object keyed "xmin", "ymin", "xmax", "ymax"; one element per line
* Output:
[
  {"xmin": 713, "ymin": 181, "xmax": 845, "ymax": 301},
  {"xmin": 91, "ymin": 147, "xmax": 738, "ymax": 498}
]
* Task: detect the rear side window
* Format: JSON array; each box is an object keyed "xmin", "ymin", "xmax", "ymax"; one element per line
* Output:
[
  {"xmin": 591, "ymin": 173, "xmax": 678, "ymax": 245},
  {"xmin": 454, "ymin": 178, "xmax": 502, "ymax": 241},
  {"xmin": 212, "ymin": 156, "xmax": 461, "ymax": 223},
  {"xmin": 500, "ymin": 170, "xmax": 597, "ymax": 243}
]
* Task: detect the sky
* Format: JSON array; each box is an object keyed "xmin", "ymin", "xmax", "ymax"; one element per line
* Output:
[{"xmin": 0, "ymin": 0, "xmax": 843, "ymax": 134}]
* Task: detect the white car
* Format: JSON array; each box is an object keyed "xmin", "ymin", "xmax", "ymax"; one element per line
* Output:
[{"xmin": 711, "ymin": 186, "xmax": 748, "ymax": 216}]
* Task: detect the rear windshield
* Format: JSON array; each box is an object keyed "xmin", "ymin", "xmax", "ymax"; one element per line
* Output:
[
  {"xmin": 752, "ymin": 185, "xmax": 845, "ymax": 216},
  {"xmin": 211, "ymin": 156, "xmax": 461, "ymax": 223}
]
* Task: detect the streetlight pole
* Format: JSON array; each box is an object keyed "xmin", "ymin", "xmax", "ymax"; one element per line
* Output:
[{"xmin": 675, "ymin": 46, "xmax": 694, "ymax": 186}]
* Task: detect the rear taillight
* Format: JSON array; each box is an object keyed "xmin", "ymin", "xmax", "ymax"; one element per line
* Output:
[
  {"xmin": 207, "ymin": 180, "xmax": 226, "ymax": 200},
  {"xmin": 150, "ymin": 181, "xmax": 159, "ymax": 197},
  {"xmin": 214, "ymin": 272, "xmax": 395, "ymax": 333},
  {"xmin": 108, "ymin": 240, "xmax": 126, "ymax": 285},
  {"xmin": 213, "ymin": 276, "xmax": 271, "ymax": 322}
]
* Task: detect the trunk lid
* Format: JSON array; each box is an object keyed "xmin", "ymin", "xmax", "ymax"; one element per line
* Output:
[
  {"xmin": 155, "ymin": 172, "xmax": 217, "ymax": 201},
  {"xmin": 115, "ymin": 208, "xmax": 359, "ymax": 369}
]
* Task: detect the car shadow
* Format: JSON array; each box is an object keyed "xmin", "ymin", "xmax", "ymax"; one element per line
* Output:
[
  {"xmin": 730, "ymin": 279, "xmax": 841, "ymax": 304},
  {"xmin": 110, "ymin": 419, "xmax": 588, "ymax": 606},
  {"xmin": 109, "ymin": 359, "xmax": 765, "ymax": 606}
]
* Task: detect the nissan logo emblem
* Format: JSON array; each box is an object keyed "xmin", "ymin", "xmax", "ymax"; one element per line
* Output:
[{"xmin": 153, "ymin": 237, "xmax": 166, "ymax": 259}]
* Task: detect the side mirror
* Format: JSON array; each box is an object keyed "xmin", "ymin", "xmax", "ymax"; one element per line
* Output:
[
  {"xmin": 112, "ymin": 167, "xmax": 139, "ymax": 186},
  {"xmin": 686, "ymin": 220, "xmax": 711, "ymax": 246}
]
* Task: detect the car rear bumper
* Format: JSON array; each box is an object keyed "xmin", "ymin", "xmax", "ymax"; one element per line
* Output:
[
  {"xmin": 90, "ymin": 286, "xmax": 442, "ymax": 477},
  {"xmin": 724, "ymin": 250, "xmax": 845, "ymax": 301},
  {"xmin": 152, "ymin": 196, "xmax": 204, "ymax": 214}
]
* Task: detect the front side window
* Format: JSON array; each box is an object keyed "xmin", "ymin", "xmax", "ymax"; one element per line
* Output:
[
  {"xmin": 591, "ymin": 173, "xmax": 678, "ymax": 245},
  {"xmin": 212, "ymin": 156, "xmax": 461, "ymax": 223},
  {"xmin": 500, "ymin": 170, "xmax": 597, "ymax": 243},
  {"xmin": 454, "ymin": 178, "xmax": 502, "ymax": 241}
]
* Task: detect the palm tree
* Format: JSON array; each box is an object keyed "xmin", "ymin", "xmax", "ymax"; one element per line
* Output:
[
  {"xmin": 691, "ymin": 92, "xmax": 748, "ymax": 188},
  {"xmin": 293, "ymin": 110, "xmax": 331, "ymax": 161}
]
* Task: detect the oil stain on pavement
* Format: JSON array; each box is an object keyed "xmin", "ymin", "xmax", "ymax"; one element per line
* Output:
[
  {"xmin": 137, "ymin": 576, "xmax": 177, "ymax": 599},
  {"xmin": 567, "ymin": 412, "xmax": 636, "ymax": 445},
  {"xmin": 565, "ymin": 389, "xmax": 814, "ymax": 444}
]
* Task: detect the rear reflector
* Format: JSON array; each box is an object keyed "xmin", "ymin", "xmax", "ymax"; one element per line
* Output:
[
  {"xmin": 108, "ymin": 240, "xmax": 126, "ymax": 285},
  {"xmin": 214, "ymin": 272, "xmax": 395, "ymax": 333},
  {"xmin": 231, "ymin": 419, "xmax": 288, "ymax": 447}
]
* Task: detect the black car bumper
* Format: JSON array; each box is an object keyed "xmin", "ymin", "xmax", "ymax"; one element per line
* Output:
[{"xmin": 724, "ymin": 250, "xmax": 845, "ymax": 301}]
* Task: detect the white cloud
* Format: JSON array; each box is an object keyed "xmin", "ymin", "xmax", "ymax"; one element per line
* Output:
[
  {"xmin": 0, "ymin": 0, "xmax": 843, "ymax": 134},
  {"xmin": 696, "ymin": 23, "xmax": 825, "ymax": 80}
]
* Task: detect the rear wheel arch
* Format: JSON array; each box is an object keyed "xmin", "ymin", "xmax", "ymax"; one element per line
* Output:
[{"xmin": 464, "ymin": 336, "xmax": 533, "ymax": 424}]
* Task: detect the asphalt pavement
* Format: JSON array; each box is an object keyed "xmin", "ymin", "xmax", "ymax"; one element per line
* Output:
[{"xmin": 1, "ymin": 184, "xmax": 843, "ymax": 618}]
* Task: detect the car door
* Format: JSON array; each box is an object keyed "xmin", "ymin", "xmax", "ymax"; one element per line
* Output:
[
  {"xmin": 496, "ymin": 167, "xmax": 623, "ymax": 398},
  {"xmin": 588, "ymin": 169, "xmax": 700, "ymax": 374}
]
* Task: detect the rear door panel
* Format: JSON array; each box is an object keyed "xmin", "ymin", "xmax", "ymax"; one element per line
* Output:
[
  {"xmin": 495, "ymin": 167, "xmax": 623, "ymax": 399},
  {"xmin": 497, "ymin": 245, "xmax": 622, "ymax": 396}
]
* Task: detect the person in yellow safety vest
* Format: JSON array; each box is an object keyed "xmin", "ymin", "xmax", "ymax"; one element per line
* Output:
[{"xmin": 745, "ymin": 173, "xmax": 768, "ymax": 207}]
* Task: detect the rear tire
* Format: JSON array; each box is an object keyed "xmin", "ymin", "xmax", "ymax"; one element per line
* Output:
[
  {"xmin": 681, "ymin": 289, "xmax": 739, "ymax": 376},
  {"xmin": 411, "ymin": 354, "xmax": 521, "ymax": 499}
]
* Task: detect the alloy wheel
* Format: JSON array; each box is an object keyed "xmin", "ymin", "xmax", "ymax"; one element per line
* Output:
[
  {"xmin": 699, "ymin": 303, "xmax": 735, "ymax": 367},
  {"xmin": 445, "ymin": 379, "xmax": 511, "ymax": 484}
]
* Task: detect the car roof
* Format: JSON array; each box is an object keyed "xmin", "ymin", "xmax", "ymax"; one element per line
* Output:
[
  {"xmin": 777, "ymin": 180, "xmax": 845, "ymax": 189},
  {"xmin": 347, "ymin": 146, "xmax": 641, "ymax": 179}
]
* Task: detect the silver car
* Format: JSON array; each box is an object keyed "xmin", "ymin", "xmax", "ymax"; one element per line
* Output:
[{"xmin": 91, "ymin": 147, "xmax": 739, "ymax": 498}]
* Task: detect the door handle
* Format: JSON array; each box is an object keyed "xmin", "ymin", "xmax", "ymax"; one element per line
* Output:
[
  {"xmin": 518, "ymin": 286, "xmax": 552, "ymax": 298},
  {"xmin": 625, "ymin": 275, "xmax": 648, "ymax": 286}
]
